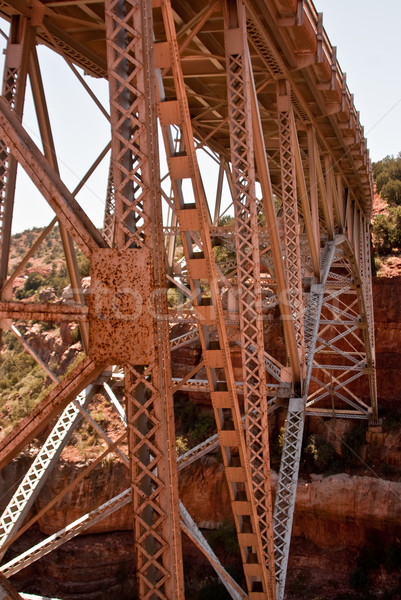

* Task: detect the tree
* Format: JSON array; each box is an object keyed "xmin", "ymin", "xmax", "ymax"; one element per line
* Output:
[
  {"xmin": 373, "ymin": 153, "xmax": 401, "ymax": 204},
  {"xmin": 371, "ymin": 206, "xmax": 401, "ymax": 254},
  {"xmin": 381, "ymin": 178, "xmax": 401, "ymax": 205}
]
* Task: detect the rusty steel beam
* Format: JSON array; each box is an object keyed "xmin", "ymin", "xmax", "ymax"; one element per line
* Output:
[
  {"xmin": 249, "ymin": 57, "xmax": 301, "ymax": 385},
  {"xmin": 276, "ymin": 78, "xmax": 304, "ymax": 361},
  {"xmin": 0, "ymin": 97, "xmax": 106, "ymax": 256},
  {"xmin": 155, "ymin": 1, "xmax": 276, "ymax": 597},
  {"xmin": 105, "ymin": 0, "xmax": 185, "ymax": 597},
  {"xmin": 0, "ymin": 2, "xmax": 379, "ymax": 600},
  {"xmin": 28, "ymin": 45, "xmax": 91, "ymax": 352},
  {"xmin": 0, "ymin": 357, "xmax": 104, "ymax": 470},
  {"xmin": 0, "ymin": 300, "xmax": 88, "ymax": 321},
  {"xmin": 0, "ymin": 15, "xmax": 37, "ymax": 288},
  {"xmin": 224, "ymin": 1, "xmax": 275, "ymax": 593}
]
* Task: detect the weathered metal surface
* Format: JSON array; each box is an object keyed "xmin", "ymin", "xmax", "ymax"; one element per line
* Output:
[
  {"xmin": 0, "ymin": 301, "xmax": 88, "ymax": 322},
  {"xmin": 89, "ymin": 248, "xmax": 154, "ymax": 364},
  {"xmin": 0, "ymin": 97, "xmax": 106, "ymax": 257},
  {"xmin": 224, "ymin": 1, "xmax": 275, "ymax": 592},
  {"xmin": 0, "ymin": 1, "xmax": 378, "ymax": 599},
  {"xmin": 105, "ymin": 0, "xmax": 185, "ymax": 597}
]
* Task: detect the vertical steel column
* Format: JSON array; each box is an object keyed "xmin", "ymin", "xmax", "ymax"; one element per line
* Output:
[
  {"xmin": 155, "ymin": 0, "xmax": 274, "ymax": 596},
  {"xmin": 224, "ymin": 0, "xmax": 275, "ymax": 589},
  {"xmin": 361, "ymin": 217, "xmax": 375, "ymax": 357},
  {"xmin": 0, "ymin": 15, "xmax": 36, "ymax": 289},
  {"xmin": 306, "ymin": 124, "xmax": 320, "ymax": 248},
  {"xmin": 248, "ymin": 61, "xmax": 301, "ymax": 385},
  {"xmin": 103, "ymin": 160, "xmax": 115, "ymax": 246},
  {"xmin": 273, "ymin": 241, "xmax": 336, "ymax": 600},
  {"xmin": 291, "ymin": 114, "xmax": 320, "ymax": 280},
  {"xmin": 276, "ymin": 79, "xmax": 304, "ymax": 361},
  {"xmin": 359, "ymin": 216, "xmax": 378, "ymax": 421},
  {"xmin": 273, "ymin": 397, "xmax": 304, "ymax": 600},
  {"xmin": 105, "ymin": 1, "xmax": 184, "ymax": 598},
  {"xmin": 28, "ymin": 46, "xmax": 89, "ymax": 352},
  {"xmin": 213, "ymin": 161, "xmax": 225, "ymax": 225}
]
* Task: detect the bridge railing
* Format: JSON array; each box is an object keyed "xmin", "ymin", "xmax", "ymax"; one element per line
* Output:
[{"xmin": 293, "ymin": 0, "xmax": 373, "ymax": 208}]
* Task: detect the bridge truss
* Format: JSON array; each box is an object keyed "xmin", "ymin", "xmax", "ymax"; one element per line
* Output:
[{"xmin": 0, "ymin": 1, "xmax": 376, "ymax": 599}]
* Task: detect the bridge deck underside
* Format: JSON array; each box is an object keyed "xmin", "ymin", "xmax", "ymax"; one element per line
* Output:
[
  {"xmin": 0, "ymin": 0, "xmax": 373, "ymax": 216},
  {"xmin": 0, "ymin": 1, "xmax": 376, "ymax": 600}
]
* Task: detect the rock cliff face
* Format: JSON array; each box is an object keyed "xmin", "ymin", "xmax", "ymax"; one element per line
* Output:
[
  {"xmin": 5, "ymin": 453, "xmax": 401, "ymax": 598},
  {"xmin": 373, "ymin": 276, "xmax": 401, "ymax": 407}
]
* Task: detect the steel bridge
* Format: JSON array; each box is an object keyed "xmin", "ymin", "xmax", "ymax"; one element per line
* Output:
[{"xmin": 0, "ymin": 1, "xmax": 377, "ymax": 599}]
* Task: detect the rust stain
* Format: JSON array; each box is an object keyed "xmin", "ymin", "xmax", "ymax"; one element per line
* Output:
[{"xmin": 89, "ymin": 248, "xmax": 155, "ymax": 364}]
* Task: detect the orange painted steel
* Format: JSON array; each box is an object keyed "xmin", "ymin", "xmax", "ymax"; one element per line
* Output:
[{"xmin": 0, "ymin": 1, "xmax": 377, "ymax": 600}]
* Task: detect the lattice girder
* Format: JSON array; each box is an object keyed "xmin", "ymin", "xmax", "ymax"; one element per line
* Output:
[
  {"xmin": 105, "ymin": 1, "xmax": 185, "ymax": 597},
  {"xmin": 224, "ymin": 0, "xmax": 275, "ymax": 591},
  {"xmin": 0, "ymin": 3, "xmax": 379, "ymax": 600},
  {"xmin": 276, "ymin": 79, "xmax": 304, "ymax": 359}
]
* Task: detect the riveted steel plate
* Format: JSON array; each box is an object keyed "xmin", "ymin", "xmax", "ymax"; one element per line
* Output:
[{"xmin": 89, "ymin": 248, "xmax": 155, "ymax": 364}]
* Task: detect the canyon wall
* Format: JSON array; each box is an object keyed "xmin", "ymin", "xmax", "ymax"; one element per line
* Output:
[
  {"xmin": 2, "ymin": 276, "xmax": 401, "ymax": 599},
  {"xmin": 373, "ymin": 276, "xmax": 401, "ymax": 407}
]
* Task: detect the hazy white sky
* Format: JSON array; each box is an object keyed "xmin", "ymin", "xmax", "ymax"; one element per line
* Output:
[
  {"xmin": 1, "ymin": 2, "xmax": 400, "ymax": 232},
  {"xmin": 315, "ymin": 0, "xmax": 401, "ymax": 163}
]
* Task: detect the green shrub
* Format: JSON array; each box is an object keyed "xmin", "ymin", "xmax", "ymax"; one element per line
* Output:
[
  {"xmin": 70, "ymin": 326, "xmax": 81, "ymax": 344},
  {"xmin": 382, "ymin": 179, "xmax": 401, "ymax": 205},
  {"xmin": 270, "ymin": 426, "xmax": 285, "ymax": 469},
  {"xmin": 371, "ymin": 207, "xmax": 401, "ymax": 254},
  {"xmin": 374, "ymin": 153, "xmax": 401, "ymax": 200},
  {"xmin": 304, "ymin": 434, "xmax": 342, "ymax": 474},
  {"xmin": 176, "ymin": 435, "xmax": 189, "ymax": 456},
  {"xmin": 24, "ymin": 272, "xmax": 45, "ymax": 292},
  {"xmin": 44, "ymin": 263, "xmax": 69, "ymax": 294},
  {"xmin": 167, "ymin": 287, "xmax": 185, "ymax": 308},
  {"xmin": 0, "ymin": 341, "xmax": 47, "ymax": 434},
  {"xmin": 212, "ymin": 244, "xmax": 236, "ymax": 265},
  {"xmin": 76, "ymin": 251, "xmax": 90, "ymax": 277}
]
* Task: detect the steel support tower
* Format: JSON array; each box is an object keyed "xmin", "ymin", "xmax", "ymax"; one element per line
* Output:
[{"xmin": 0, "ymin": 1, "xmax": 376, "ymax": 599}]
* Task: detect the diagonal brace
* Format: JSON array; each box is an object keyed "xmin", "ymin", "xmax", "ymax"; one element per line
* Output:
[{"xmin": 0, "ymin": 97, "xmax": 107, "ymax": 256}]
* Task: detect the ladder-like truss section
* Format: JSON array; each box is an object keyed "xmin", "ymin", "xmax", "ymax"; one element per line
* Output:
[{"xmin": 0, "ymin": 1, "xmax": 377, "ymax": 599}]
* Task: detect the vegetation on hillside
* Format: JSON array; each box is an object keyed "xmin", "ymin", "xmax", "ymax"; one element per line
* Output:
[
  {"xmin": 0, "ymin": 226, "xmax": 89, "ymax": 440},
  {"xmin": 0, "ymin": 329, "xmax": 47, "ymax": 438},
  {"xmin": 371, "ymin": 153, "xmax": 401, "ymax": 259}
]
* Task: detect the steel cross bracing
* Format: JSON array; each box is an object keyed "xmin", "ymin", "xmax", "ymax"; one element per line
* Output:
[
  {"xmin": 0, "ymin": 1, "xmax": 378, "ymax": 600},
  {"xmin": 276, "ymin": 79, "xmax": 304, "ymax": 358},
  {"xmin": 224, "ymin": 0, "xmax": 275, "ymax": 589},
  {"xmin": 0, "ymin": 486, "xmax": 248, "ymax": 600},
  {"xmin": 155, "ymin": 0, "xmax": 275, "ymax": 596},
  {"xmin": 0, "ymin": 387, "xmax": 92, "ymax": 559},
  {"xmin": 103, "ymin": 161, "xmax": 116, "ymax": 247},
  {"xmin": 104, "ymin": 0, "xmax": 185, "ymax": 598},
  {"xmin": 272, "ymin": 240, "xmax": 337, "ymax": 600},
  {"xmin": 0, "ymin": 403, "xmax": 247, "ymax": 600}
]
